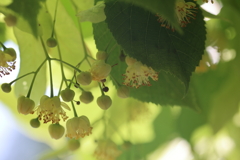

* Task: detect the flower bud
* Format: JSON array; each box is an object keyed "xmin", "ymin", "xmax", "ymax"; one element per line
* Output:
[
  {"xmin": 96, "ymin": 51, "xmax": 107, "ymax": 60},
  {"xmin": 68, "ymin": 139, "xmax": 80, "ymax": 151},
  {"xmin": 4, "ymin": 14, "xmax": 17, "ymax": 26},
  {"xmin": 79, "ymin": 91, "xmax": 94, "ymax": 104},
  {"xmin": 17, "ymin": 96, "xmax": 35, "ymax": 115},
  {"xmin": 4, "ymin": 48, "xmax": 17, "ymax": 61},
  {"xmin": 76, "ymin": 72, "xmax": 92, "ymax": 86},
  {"xmin": 97, "ymin": 95, "xmax": 112, "ymax": 110},
  {"xmin": 30, "ymin": 118, "xmax": 40, "ymax": 128},
  {"xmin": 46, "ymin": 37, "xmax": 58, "ymax": 48},
  {"xmin": 117, "ymin": 86, "xmax": 130, "ymax": 98},
  {"xmin": 61, "ymin": 88, "xmax": 75, "ymax": 102},
  {"xmin": 125, "ymin": 56, "xmax": 137, "ymax": 66},
  {"xmin": 90, "ymin": 60, "xmax": 111, "ymax": 81},
  {"xmin": 48, "ymin": 123, "xmax": 65, "ymax": 140},
  {"xmin": 65, "ymin": 116, "xmax": 92, "ymax": 139},
  {"xmin": 1, "ymin": 83, "xmax": 12, "ymax": 93}
]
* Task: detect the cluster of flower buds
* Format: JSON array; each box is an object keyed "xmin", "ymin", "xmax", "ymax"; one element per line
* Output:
[
  {"xmin": 0, "ymin": 46, "xmax": 157, "ymax": 144},
  {"xmin": 75, "ymin": 51, "xmax": 114, "ymax": 110}
]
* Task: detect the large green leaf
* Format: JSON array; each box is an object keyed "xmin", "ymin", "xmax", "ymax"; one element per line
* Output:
[
  {"xmin": 104, "ymin": 1, "xmax": 206, "ymax": 90},
  {"xmin": 189, "ymin": 57, "xmax": 240, "ymax": 133},
  {"xmin": 106, "ymin": 0, "xmax": 179, "ymax": 31},
  {"xmin": 93, "ymin": 21, "xmax": 200, "ymax": 110},
  {"xmin": 13, "ymin": 27, "xmax": 46, "ymax": 104},
  {"xmin": 7, "ymin": 0, "xmax": 45, "ymax": 37}
]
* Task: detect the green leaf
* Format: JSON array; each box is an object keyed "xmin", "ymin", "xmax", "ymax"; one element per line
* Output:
[
  {"xmin": 190, "ymin": 57, "xmax": 240, "ymax": 133},
  {"xmin": 105, "ymin": 0, "xmax": 180, "ymax": 31},
  {"xmin": 13, "ymin": 27, "xmax": 46, "ymax": 104},
  {"xmin": 93, "ymin": 21, "xmax": 200, "ymax": 110},
  {"xmin": 104, "ymin": 1, "xmax": 206, "ymax": 90},
  {"xmin": 6, "ymin": 0, "xmax": 45, "ymax": 37}
]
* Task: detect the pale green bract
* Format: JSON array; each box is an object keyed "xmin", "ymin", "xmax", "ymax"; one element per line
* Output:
[{"xmin": 76, "ymin": 2, "xmax": 106, "ymax": 23}]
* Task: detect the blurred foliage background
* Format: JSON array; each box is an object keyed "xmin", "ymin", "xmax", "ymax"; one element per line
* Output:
[{"xmin": 1, "ymin": 0, "xmax": 240, "ymax": 160}]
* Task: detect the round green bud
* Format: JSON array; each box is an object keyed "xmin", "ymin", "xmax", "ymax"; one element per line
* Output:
[
  {"xmin": 1, "ymin": 83, "xmax": 12, "ymax": 93},
  {"xmin": 76, "ymin": 72, "xmax": 92, "ymax": 86},
  {"xmin": 117, "ymin": 86, "xmax": 130, "ymax": 98},
  {"xmin": 46, "ymin": 37, "xmax": 58, "ymax": 48},
  {"xmin": 68, "ymin": 139, "xmax": 80, "ymax": 151},
  {"xmin": 4, "ymin": 14, "xmax": 17, "ymax": 26},
  {"xmin": 79, "ymin": 91, "xmax": 94, "ymax": 104},
  {"xmin": 61, "ymin": 88, "xmax": 75, "ymax": 102},
  {"xmin": 4, "ymin": 48, "xmax": 17, "ymax": 61},
  {"xmin": 30, "ymin": 118, "xmax": 40, "ymax": 128},
  {"xmin": 96, "ymin": 51, "xmax": 107, "ymax": 60},
  {"xmin": 97, "ymin": 95, "xmax": 112, "ymax": 110},
  {"xmin": 48, "ymin": 123, "xmax": 65, "ymax": 140}
]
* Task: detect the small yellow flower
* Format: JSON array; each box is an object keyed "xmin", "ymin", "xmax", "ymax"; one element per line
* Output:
[
  {"xmin": 123, "ymin": 56, "xmax": 158, "ymax": 88},
  {"xmin": 36, "ymin": 95, "xmax": 71, "ymax": 123},
  {"xmin": 65, "ymin": 116, "xmax": 93, "ymax": 139},
  {"xmin": 0, "ymin": 50, "xmax": 16, "ymax": 77},
  {"xmin": 90, "ymin": 60, "xmax": 111, "ymax": 81},
  {"xmin": 157, "ymin": 0, "xmax": 197, "ymax": 30},
  {"xmin": 94, "ymin": 140, "xmax": 122, "ymax": 160}
]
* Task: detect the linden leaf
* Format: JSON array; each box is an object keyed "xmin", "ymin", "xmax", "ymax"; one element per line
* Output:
[
  {"xmin": 13, "ymin": 27, "xmax": 46, "ymax": 104},
  {"xmin": 104, "ymin": 0, "xmax": 206, "ymax": 90},
  {"xmin": 105, "ymin": 0, "xmax": 180, "ymax": 31},
  {"xmin": 6, "ymin": 0, "xmax": 45, "ymax": 37},
  {"xmin": 93, "ymin": 21, "xmax": 200, "ymax": 110}
]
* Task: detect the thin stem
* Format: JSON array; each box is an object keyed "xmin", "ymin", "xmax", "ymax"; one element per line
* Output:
[
  {"xmin": 0, "ymin": 41, "xmax": 7, "ymax": 50},
  {"xmin": 98, "ymin": 82, "xmax": 104, "ymax": 95},
  {"xmin": 40, "ymin": 36, "xmax": 50, "ymax": 59},
  {"xmin": 80, "ymin": 27, "xmax": 91, "ymax": 66},
  {"xmin": 48, "ymin": 59, "xmax": 54, "ymax": 97},
  {"xmin": 27, "ymin": 59, "xmax": 47, "ymax": 98},
  {"xmin": 55, "ymin": 34, "xmax": 68, "ymax": 87},
  {"xmin": 40, "ymin": 36, "xmax": 54, "ymax": 97},
  {"xmin": 9, "ymin": 71, "xmax": 35, "ymax": 85},
  {"xmin": 69, "ymin": 1, "xmax": 93, "ymax": 67},
  {"xmin": 50, "ymin": 58, "xmax": 81, "ymax": 72},
  {"xmin": 58, "ymin": 79, "xmax": 64, "ymax": 96},
  {"xmin": 51, "ymin": 0, "xmax": 59, "ymax": 38},
  {"xmin": 71, "ymin": 101, "xmax": 78, "ymax": 117}
]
